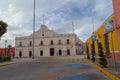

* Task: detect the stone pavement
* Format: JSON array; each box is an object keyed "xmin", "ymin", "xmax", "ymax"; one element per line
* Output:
[
  {"xmin": 0, "ymin": 55, "xmax": 115, "ymax": 80},
  {"xmin": 0, "ymin": 57, "xmax": 37, "ymax": 67}
]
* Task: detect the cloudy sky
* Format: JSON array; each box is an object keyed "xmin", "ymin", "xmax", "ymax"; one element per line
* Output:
[{"xmin": 0, "ymin": 0, "xmax": 113, "ymax": 48}]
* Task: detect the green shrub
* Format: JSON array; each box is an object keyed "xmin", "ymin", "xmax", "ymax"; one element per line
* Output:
[
  {"xmin": 2, "ymin": 56, "xmax": 11, "ymax": 61},
  {"xmin": 91, "ymin": 42, "xmax": 95, "ymax": 62},
  {"xmin": 98, "ymin": 42, "xmax": 108, "ymax": 68},
  {"xmin": 86, "ymin": 45, "xmax": 90, "ymax": 60},
  {"xmin": 0, "ymin": 56, "xmax": 3, "ymax": 62}
]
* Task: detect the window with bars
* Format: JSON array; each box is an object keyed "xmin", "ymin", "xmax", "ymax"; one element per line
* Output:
[
  {"xmin": 29, "ymin": 41, "xmax": 32, "ymax": 46},
  {"xmin": 40, "ymin": 41, "xmax": 43, "ymax": 45},
  {"xmin": 19, "ymin": 42, "xmax": 23, "ymax": 46},
  {"xmin": 58, "ymin": 40, "xmax": 61, "ymax": 45},
  {"xmin": 51, "ymin": 40, "xmax": 54, "ymax": 45},
  {"xmin": 67, "ymin": 39, "xmax": 70, "ymax": 44}
]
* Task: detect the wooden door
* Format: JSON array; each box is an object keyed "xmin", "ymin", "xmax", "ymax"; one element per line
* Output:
[
  {"xmin": 40, "ymin": 50, "xmax": 43, "ymax": 56},
  {"xmin": 67, "ymin": 49, "xmax": 70, "ymax": 55},
  {"xmin": 50, "ymin": 48, "xmax": 54, "ymax": 56},
  {"xmin": 59, "ymin": 50, "xmax": 62, "ymax": 56}
]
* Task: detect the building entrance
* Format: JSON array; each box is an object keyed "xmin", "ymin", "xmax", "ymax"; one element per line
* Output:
[
  {"xmin": 50, "ymin": 48, "xmax": 54, "ymax": 56},
  {"xmin": 29, "ymin": 51, "xmax": 32, "ymax": 57},
  {"xmin": 19, "ymin": 51, "xmax": 22, "ymax": 57},
  {"xmin": 67, "ymin": 49, "xmax": 70, "ymax": 55},
  {"xmin": 40, "ymin": 50, "xmax": 43, "ymax": 56},
  {"xmin": 59, "ymin": 50, "xmax": 62, "ymax": 56}
]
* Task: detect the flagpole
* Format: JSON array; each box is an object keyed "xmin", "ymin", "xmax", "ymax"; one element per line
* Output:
[
  {"xmin": 32, "ymin": 0, "xmax": 35, "ymax": 59},
  {"xmin": 72, "ymin": 21, "xmax": 74, "ymax": 33}
]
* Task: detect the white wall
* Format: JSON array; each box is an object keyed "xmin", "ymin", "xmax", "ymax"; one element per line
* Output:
[{"xmin": 15, "ymin": 25, "xmax": 82, "ymax": 58}]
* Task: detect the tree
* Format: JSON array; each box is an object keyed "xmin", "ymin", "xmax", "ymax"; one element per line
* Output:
[
  {"xmin": 0, "ymin": 20, "xmax": 8, "ymax": 37},
  {"xmin": 91, "ymin": 42, "xmax": 95, "ymax": 62},
  {"xmin": 86, "ymin": 44, "xmax": 90, "ymax": 59},
  {"xmin": 98, "ymin": 42, "xmax": 108, "ymax": 68}
]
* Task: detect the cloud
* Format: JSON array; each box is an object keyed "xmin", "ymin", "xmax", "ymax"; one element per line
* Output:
[
  {"xmin": 92, "ymin": 0, "xmax": 113, "ymax": 19},
  {"xmin": 0, "ymin": 2, "xmax": 32, "ymax": 47},
  {"xmin": 54, "ymin": 16, "xmax": 102, "ymax": 42},
  {"xmin": 0, "ymin": 0, "xmax": 113, "ymax": 47}
]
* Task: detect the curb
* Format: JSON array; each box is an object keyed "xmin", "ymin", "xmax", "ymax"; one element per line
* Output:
[
  {"xmin": 0, "ymin": 62, "xmax": 14, "ymax": 67},
  {"xmin": 86, "ymin": 59, "xmax": 120, "ymax": 80}
]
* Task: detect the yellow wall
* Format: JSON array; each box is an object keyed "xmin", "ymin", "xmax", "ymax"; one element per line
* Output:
[
  {"xmin": 95, "ymin": 24, "xmax": 105, "ymax": 53},
  {"xmin": 86, "ymin": 15, "xmax": 119, "ymax": 55},
  {"xmin": 108, "ymin": 28, "xmax": 119, "ymax": 53},
  {"xmin": 86, "ymin": 37, "xmax": 92, "ymax": 54},
  {"xmin": 107, "ymin": 16, "xmax": 119, "ymax": 53}
]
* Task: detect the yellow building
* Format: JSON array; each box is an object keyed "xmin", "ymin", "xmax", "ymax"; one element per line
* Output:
[{"xmin": 86, "ymin": 15, "xmax": 120, "ymax": 61}]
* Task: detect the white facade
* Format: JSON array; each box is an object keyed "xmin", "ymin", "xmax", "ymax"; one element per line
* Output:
[{"xmin": 15, "ymin": 25, "xmax": 83, "ymax": 58}]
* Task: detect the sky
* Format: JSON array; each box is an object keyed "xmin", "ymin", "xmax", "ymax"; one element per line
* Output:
[{"xmin": 0, "ymin": 0, "xmax": 113, "ymax": 48}]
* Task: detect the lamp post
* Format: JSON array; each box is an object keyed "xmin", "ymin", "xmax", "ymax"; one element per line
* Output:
[
  {"xmin": 5, "ymin": 40, "xmax": 7, "ymax": 56},
  {"xmin": 32, "ymin": 0, "xmax": 36, "ymax": 59},
  {"xmin": 8, "ymin": 45, "xmax": 11, "ymax": 59},
  {"xmin": 91, "ymin": 32, "xmax": 96, "ymax": 62}
]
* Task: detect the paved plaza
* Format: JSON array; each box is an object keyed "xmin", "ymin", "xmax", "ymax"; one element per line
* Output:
[{"xmin": 0, "ymin": 55, "xmax": 111, "ymax": 80}]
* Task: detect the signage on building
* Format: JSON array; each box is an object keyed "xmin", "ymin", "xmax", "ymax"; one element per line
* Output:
[
  {"xmin": 92, "ymin": 35, "xmax": 96, "ymax": 42},
  {"xmin": 105, "ymin": 20, "xmax": 114, "ymax": 33}
]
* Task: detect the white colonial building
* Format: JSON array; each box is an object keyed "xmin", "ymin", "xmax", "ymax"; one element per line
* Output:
[{"xmin": 15, "ymin": 24, "xmax": 83, "ymax": 58}]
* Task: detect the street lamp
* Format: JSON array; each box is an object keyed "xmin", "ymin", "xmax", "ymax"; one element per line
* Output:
[
  {"xmin": 5, "ymin": 40, "xmax": 7, "ymax": 56},
  {"xmin": 91, "ymin": 32, "xmax": 96, "ymax": 62},
  {"xmin": 32, "ymin": 0, "xmax": 36, "ymax": 59},
  {"xmin": 8, "ymin": 45, "xmax": 11, "ymax": 57}
]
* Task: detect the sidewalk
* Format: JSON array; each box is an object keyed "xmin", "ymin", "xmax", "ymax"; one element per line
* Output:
[
  {"xmin": 12, "ymin": 57, "xmax": 37, "ymax": 63},
  {"xmin": 0, "ymin": 61, "xmax": 14, "ymax": 67},
  {"xmin": 0, "ymin": 55, "xmax": 85, "ymax": 67},
  {"xmin": 95, "ymin": 58, "xmax": 120, "ymax": 78},
  {"xmin": 0, "ymin": 58, "xmax": 37, "ymax": 67}
]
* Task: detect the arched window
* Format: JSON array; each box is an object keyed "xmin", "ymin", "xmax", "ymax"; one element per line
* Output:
[
  {"xmin": 19, "ymin": 42, "xmax": 22, "ymax": 46},
  {"xmin": 29, "ymin": 51, "xmax": 32, "ymax": 57},
  {"xmin": 40, "ymin": 50, "xmax": 43, "ymax": 56},
  {"xmin": 59, "ymin": 49, "xmax": 62, "ymax": 55},
  {"xmin": 67, "ymin": 49, "xmax": 70, "ymax": 55},
  {"xmin": 58, "ymin": 40, "xmax": 61, "ymax": 45},
  {"xmin": 40, "ymin": 41, "xmax": 43, "ymax": 45},
  {"xmin": 29, "ymin": 41, "xmax": 32, "ymax": 46},
  {"xmin": 42, "ymin": 33, "xmax": 44, "ymax": 36},
  {"xmin": 51, "ymin": 40, "xmax": 53, "ymax": 45},
  {"xmin": 67, "ymin": 39, "xmax": 70, "ymax": 44}
]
